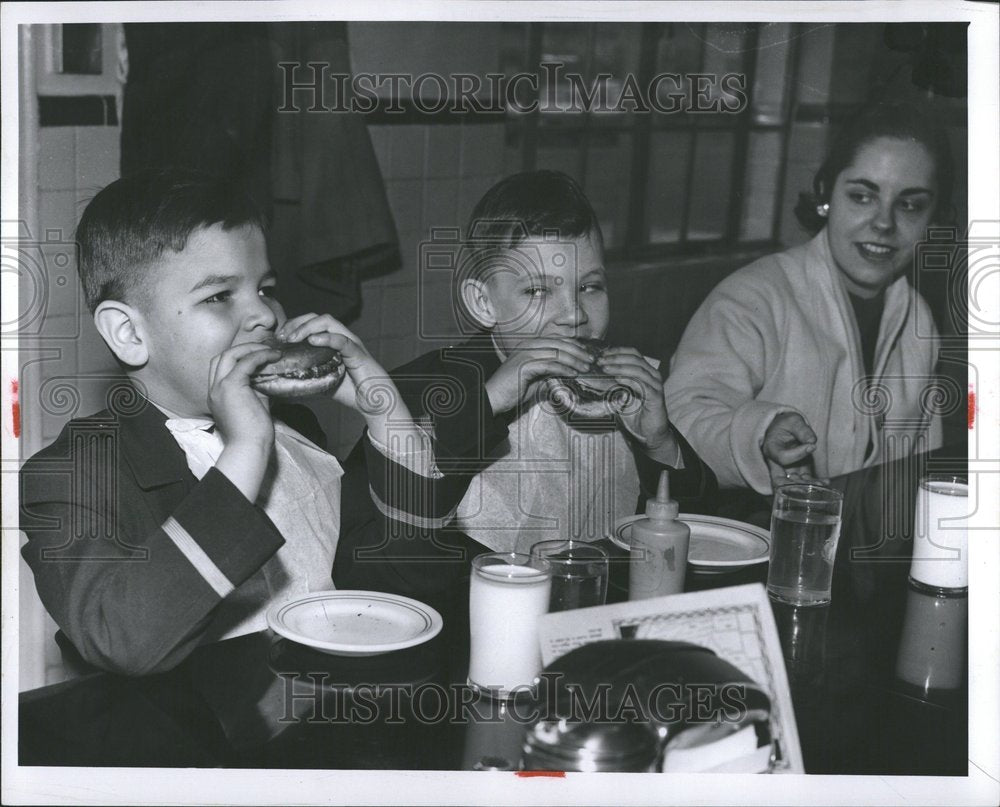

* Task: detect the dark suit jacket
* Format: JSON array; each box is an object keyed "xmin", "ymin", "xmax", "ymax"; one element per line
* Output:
[
  {"xmin": 333, "ymin": 339, "xmax": 718, "ymax": 605},
  {"xmin": 19, "ymin": 395, "xmax": 455, "ymax": 676},
  {"xmin": 21, "ymin": 399, "xmax": 289, "ymax": 675}
]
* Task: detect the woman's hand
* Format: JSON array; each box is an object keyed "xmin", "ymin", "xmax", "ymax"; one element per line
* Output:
[
  {"xmin": 597, "ymin": 348, "xmax": 680, "ymax": 464},
  {"xmin": 763, "ymin": 412, "xmax": 822, "ymax": 488}
]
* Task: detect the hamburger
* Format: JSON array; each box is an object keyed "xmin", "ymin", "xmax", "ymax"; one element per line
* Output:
[
  {"xmin": 547, "ymin": 338, "xmax": 633, "ymax": 418},
  {"xmin": 250, "ymin": 337, "xmax": 346, "ymax": 398}
]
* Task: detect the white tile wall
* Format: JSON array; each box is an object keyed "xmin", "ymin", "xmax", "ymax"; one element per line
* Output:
[
  {"xmin": 459, "ymin": 123, "xmax": 504, "ymax": 177},
  {"xmin": 38, "ymin": 128, "xmax": 75, "ymax": 190},
  {"xmin": 22, "ymin": 109, "xmax": 508, "ymax": 687},
  {"xmin": 75, "ymin": 126, "xmax": 120, "ymax": 193},
  {"xmin": 383, "ymin": 177, "xmax": 426, "ymax": 264},
  {"xmin": 380, "ymin": 283, "xmax": 420, "ymax": 338},
  {"xmin": 321, "ymin": 121, "xmax": 504, "ymax": 456},
  {"xmin": 421, "ymin": 177, "xmax": 462, "ymax": 238},
  {"xmin": 37, "ymin": 189, "xmax": 77, "ymax": 245},
  {"xmin": 22, "ymin": 119, "xmax": 123, "ymax": 691},
  {"xmin": 321, "ymin": 123, "xmax": 504, "ymax": 457},
  {"xmin": 29, "ymin": 191, "xmax": 122, "ymax": 462},
  {"xmin": 424, "ymin": 125, "xmax": 462, "ymax": 178},
  {"xmin": 388, "ymin": 125, "xmax": 427, "ymax": 180}
]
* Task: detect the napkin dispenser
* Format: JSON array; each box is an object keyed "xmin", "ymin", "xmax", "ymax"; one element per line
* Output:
[{"xmin": 521, "ymin": 640, "xmax": 774, "ymax": 773}]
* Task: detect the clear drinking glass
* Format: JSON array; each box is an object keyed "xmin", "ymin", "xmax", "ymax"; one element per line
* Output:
[
  {"xmin": 895, "ymin": 584, "xmax": 967, "ymax": 693},
  {"xmin": 767, "ymin": 484, "xmax": 844, "ymax": 606},
  {"xmin": 910, "ymin": 474, "xmax": 968, "ymax": 592},
  {"xmin": 529, "ymin": 540, "xmax": 609, "ymax": 612},
  {"xmin": 468, "ymin": 552, "xmax": 551, "ymax": 698}
]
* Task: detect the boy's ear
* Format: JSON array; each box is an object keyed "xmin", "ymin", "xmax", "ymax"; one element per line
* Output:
[
  {"xmin": 459, "ymin": 278, "xmax": 497, "ymax": 329},
  {"xmin": 93, "ymin": 301, "xmax": 149, "ymax": 367}
]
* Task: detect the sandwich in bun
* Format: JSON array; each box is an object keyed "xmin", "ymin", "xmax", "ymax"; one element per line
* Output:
[
  {"xmin": 250, "ymin": 337, "xmax": 346, "ymax": 398},
  {"xmin": 547, "ymin": 338, "xmax": 633, "ymax": 418}
]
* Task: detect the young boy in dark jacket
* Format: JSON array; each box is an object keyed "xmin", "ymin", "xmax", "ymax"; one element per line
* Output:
[
  {"xmin": 335, "ymin": 170, "xmax": 716, "ymax": 602},
  {"xmin": 20, "ymin": 169, "xmax": 462, "ymax": 675}
]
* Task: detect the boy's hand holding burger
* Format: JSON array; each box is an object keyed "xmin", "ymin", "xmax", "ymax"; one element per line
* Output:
[
  {"xmin": 488, "ymin": 335, "xmax": 682, "ymax": 466},
  {"xmin": 271, "ymin": 314, "xmax": 419, "ymax": 448},
  {"xmin": 484, "ymin": 336, "xmax": 594, "ymax": 415},
  {"xmin": 594, "ymin": 343, "xmax": 681, "ymax": 466},
  {"xmin": 210, "ymin": 311, "xmax": 425, "ymax": 501}
]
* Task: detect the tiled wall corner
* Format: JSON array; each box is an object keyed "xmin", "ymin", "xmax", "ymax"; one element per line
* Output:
[
  {"xmin": 459, "ymin": 123, "xmax": 504, "ymax": 177},
  {"xmin": 75, "ymin": 126, "xmax": 120, "ymax": 196},
  {"xmin": 425, "ymin": 125, "xmax": 462, "ymax": 178},
  {"xmin": 422, "ymin": 177, "xmax": 462, "ymax": 237},
  {"xmin": 458, "ymin": 171, "xmax": 502, "ymax": 226},
  {"xmin": 383, "ymin": 177, "xmax": 426, "ymax": 269},
  {"xmin": 22, "ymin": 60, "xmax": 123, "ymax": 690},
  {"xmin": 380, "ymin": 282, "xmax": 420, "ymax": 339}
]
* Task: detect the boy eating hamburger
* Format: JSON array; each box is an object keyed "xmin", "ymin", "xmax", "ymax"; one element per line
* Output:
[
  {"xmin": 19, "ymin": 169, "xmax": 464, "ymax": 675},
  {"xmin": 334, "ymin": 170, "xmax": 716, "ymax": 600}
]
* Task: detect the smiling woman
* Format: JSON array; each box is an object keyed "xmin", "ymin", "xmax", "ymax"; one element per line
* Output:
[
  {"xmin": 664, "ymin": 103, "xmax": 953, "ymax": 494},
  {"xmin": 826, "ymin": 138, "xmax": 937, "ymax": 298}
]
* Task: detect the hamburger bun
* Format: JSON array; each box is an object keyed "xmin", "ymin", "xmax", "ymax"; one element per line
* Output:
[
  {"xmin": 250, "ymin": 338, "xmax": 346, "ymax": 398},
  {"xmin": 547, "ymin": 338, "xmax": 633, "ymax": 418}
]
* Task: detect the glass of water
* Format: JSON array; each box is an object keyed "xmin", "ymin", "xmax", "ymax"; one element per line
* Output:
[
  {"xmin": 529, "ymin": 540, "xmax": 609, "ymax": 612},
  {"xmin": 767, "ymin": 484, "xmax": 844, "ymax": 606}
]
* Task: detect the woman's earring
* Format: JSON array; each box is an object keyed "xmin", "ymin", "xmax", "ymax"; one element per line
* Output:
[{"xmin": 816, "ymin": 203, "xmax": 830, "ymax": 218}]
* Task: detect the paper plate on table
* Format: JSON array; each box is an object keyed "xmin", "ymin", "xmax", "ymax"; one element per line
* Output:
[
  {"xmin": 609, "ymin": 514, "xmax": 771, "ymax": 571},
  {"xmin": 266, "ymin": 591, "xmax": 443, "ymax": 656}
]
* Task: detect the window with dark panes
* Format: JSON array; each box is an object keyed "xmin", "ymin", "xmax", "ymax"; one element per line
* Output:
[
  {"xmin": 502, "ymin": 22, "xmax": 801, "ymax": 259},
  {"xmin": 58, "ymin": 23, "xmax": 104, "ymax": 74}
]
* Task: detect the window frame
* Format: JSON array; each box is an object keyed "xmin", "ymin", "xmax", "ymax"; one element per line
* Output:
[{"xmin": 504, "ymin": 21, "xmax": 805, "ymax": 261}]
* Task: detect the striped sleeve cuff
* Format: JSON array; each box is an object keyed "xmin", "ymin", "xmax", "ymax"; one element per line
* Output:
[
  {"xmin": 161, "ymin": 517, "xmax": 236, "ymax": 597},
  {"xmin": 166, "ymin": 467, "xmax": 285, "ymax": 591},
  {"xmin": 367, "ymin": 426, "xmax": 441, "ymax": 479},
  {"xmin": 363, "ymin": 430, "xmax": 469, "ymax": 530}
]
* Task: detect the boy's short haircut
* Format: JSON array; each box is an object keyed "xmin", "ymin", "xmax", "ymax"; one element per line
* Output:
[
  {"xmin": 456, "ymin": 170, "xmax": 603, "ymax": 327},
  {"xmin": 465, "ymin": 169, "xmax": 601, "ymax": 256},
  {"xmin": 76, "ymin": 168, "xmax": 266, "ymax": 313}
]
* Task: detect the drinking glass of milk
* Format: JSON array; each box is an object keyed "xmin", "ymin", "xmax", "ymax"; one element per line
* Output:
[
  {"xmin": 468, "ymin": 552, "xmax": 551, "ymax": 698},
  {"xmin": 910, "ymin": 474, "xmax": 969, "ymax": 592}
]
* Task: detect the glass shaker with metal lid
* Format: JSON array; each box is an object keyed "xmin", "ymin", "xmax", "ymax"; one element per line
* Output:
[{"xmin": 522, "ymin": 717, "xmax": 662, "ymax": 772}]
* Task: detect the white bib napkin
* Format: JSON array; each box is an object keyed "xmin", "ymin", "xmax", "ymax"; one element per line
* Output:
[
  {"xmin": 164, "ymin": 416, "xmax": 343, "ymax": 640},
  {"xmin": 455, "ymin": 402, "xmax": 640, "ymax": 554}
]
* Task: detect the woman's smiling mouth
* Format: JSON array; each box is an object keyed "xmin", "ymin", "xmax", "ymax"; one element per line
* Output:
[{"xmin": 855, "ymin": 242, "xmax": 897, "ymax": 262}]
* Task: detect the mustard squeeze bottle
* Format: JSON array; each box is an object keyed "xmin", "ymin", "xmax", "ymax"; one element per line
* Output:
[{"xmin": 628, "ymin": 471, "xmax": 691, "ymax": 600}]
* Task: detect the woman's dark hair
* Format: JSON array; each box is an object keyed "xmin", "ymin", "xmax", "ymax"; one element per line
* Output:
[{"xmin": 794, "ymin": 103, "xmax": 955, "ymax": 233}]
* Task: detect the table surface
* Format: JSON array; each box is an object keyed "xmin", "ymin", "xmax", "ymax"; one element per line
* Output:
[{"xmin": 18, "ymin": 447, "xmax": 969, "ymax": 775}]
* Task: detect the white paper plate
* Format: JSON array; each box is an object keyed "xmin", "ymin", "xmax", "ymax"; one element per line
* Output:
[
  {"xmin": 609, "ymin": 514, "xmax": 771, "ymax": 570},
  {"xmin": 266, "ymin": 590, "xmax": 443, "ymax": 656}
]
